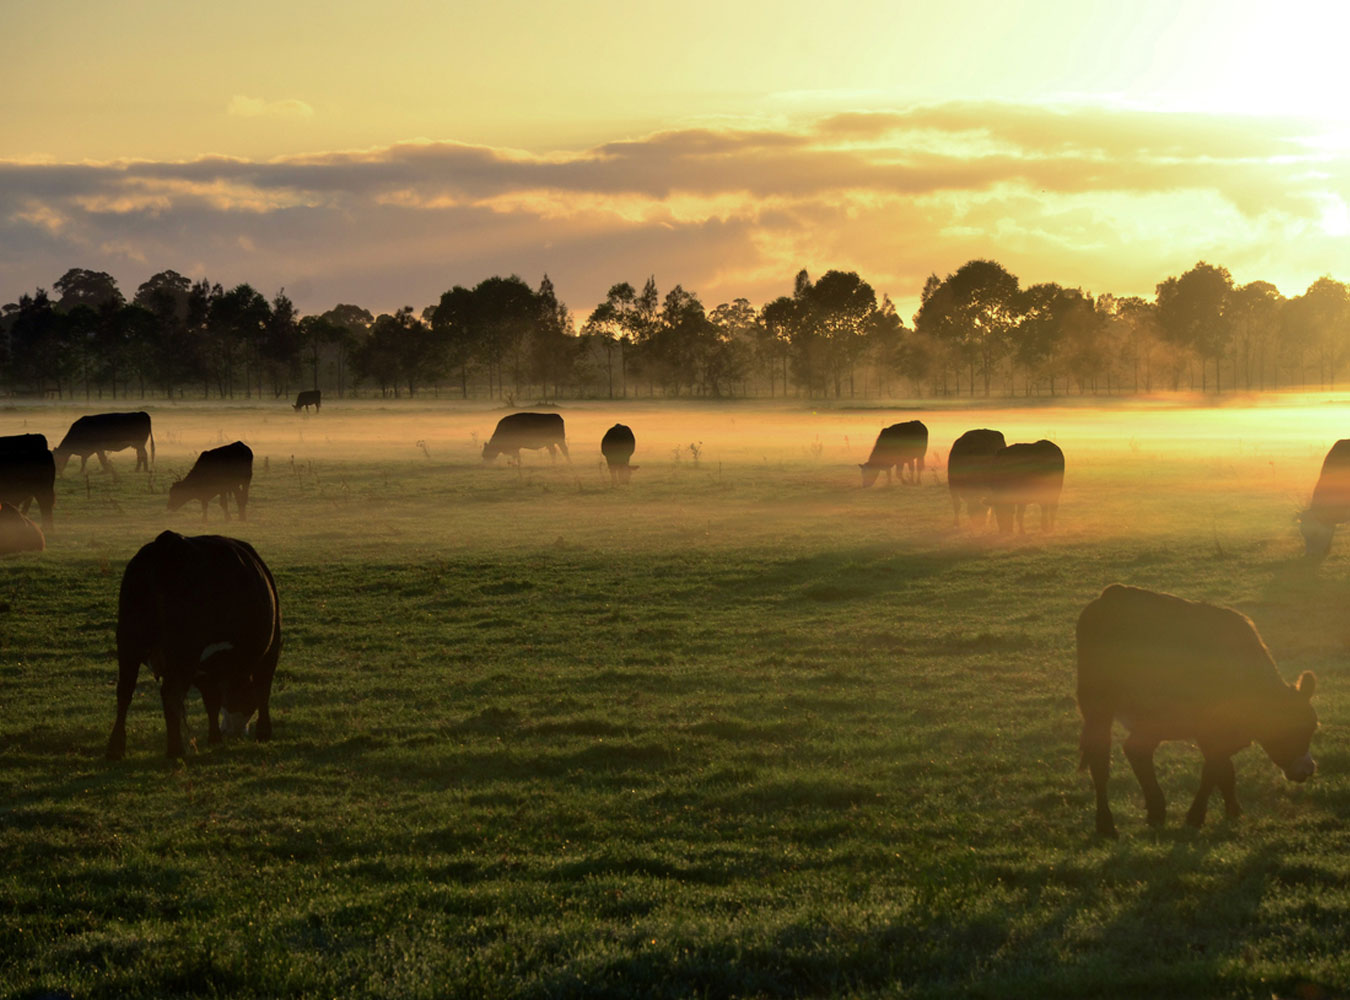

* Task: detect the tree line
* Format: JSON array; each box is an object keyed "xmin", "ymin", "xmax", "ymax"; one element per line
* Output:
[{"xmin": 2, "ymin": 260, "xmax": 1347, "ymax": 401}]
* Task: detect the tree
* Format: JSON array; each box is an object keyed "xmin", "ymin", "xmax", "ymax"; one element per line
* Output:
[
  {"xmin": 53, "ymin": 268, "xmax": 123, "ymax": 312},
  {"xmin": 799, "ymin": 270, "xmax": 878, "ymax": 397},
  {"xmin": 1227, "ymin": 281, "xmax": 1284, "ymax": 390},
  {"xmin": 1283, "ymin": 277, "xmax": 1350, "ymax": 388},
  {"xmin": 1156, "ymin": 262, "xmax": 1234, "ymax": 391},
  {"xmin": 914, "ymin": 260, "xmax": 1020, "ymax": 395}
]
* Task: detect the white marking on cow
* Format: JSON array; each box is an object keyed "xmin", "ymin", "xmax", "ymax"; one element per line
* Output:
[{"xmin": 199, "ymin": 642, "xmax": 234, "ymax": 662}]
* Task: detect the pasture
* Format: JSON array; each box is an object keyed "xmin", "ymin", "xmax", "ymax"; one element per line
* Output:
[{"xmin": 3, "ymin": 396, "xmax": 1350, "ymax": 999}]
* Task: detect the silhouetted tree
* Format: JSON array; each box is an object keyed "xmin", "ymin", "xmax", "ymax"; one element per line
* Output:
[
  {"xmin": 914, "ymin": 259, "xmax": 1020, "ymax": 396},
  {"xmin": 1156, "ymin": 262, "xmax": 1233, "ymax": 391}
]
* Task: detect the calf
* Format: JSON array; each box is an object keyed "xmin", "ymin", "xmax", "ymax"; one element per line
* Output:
[
  {"xmin": 987, "ymin": 439, "xmax": 1064, "ymax": 533},
  {"xmin": 483, "ymin": 412, "xmax": 569, "ymax": 463},
  {"xmin": 293, "ymin": 390, "xmax": 321, "ymax": 413},
  {"xmin": 107, "ymin": 531, "xmax": 281, "ymax": 760},
  {"xmin": 947, "ymin": 428, "xmax": 1005, "ymax": 527},
  {"xmin": 0, "ymin": 432, "xmax": 56, "ymax": 532},
  {"xmin": 859, "ymin": 420, "xmax": 928, "ymax": 487},
  {"xmin": 168, "ymin": 441, "xmax": 253, "ymax": 522},
  {"xmin": 601, "ymin": 423, "xmax": 638, "ymax": 484},
  {"xmin": 1077, "ymin": 584, "xmax": 1317, "ymax": 837},
  {"xmin": 0, "ymin": 503, "xmax": 44, "ymax": 554},
  {"xmin": 1300, "ymin": 438, "xmax": 1350, "ymax": 558},
  {"xmin": 54, "ymin": 411, "xmax": 154, "ymax": 474}
]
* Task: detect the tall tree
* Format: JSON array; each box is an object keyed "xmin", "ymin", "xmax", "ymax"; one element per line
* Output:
[
  {"xmin": 914, "ymin": 260, "xmax": 1020, "ymax": 395},
  {"xmin": 1155, "ymin": 261, "xmax": 1233, "ymax": 391}
]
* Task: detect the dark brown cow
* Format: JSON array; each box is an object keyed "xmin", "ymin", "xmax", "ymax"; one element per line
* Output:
[
  {"xmin": 1300, "ymin": 438, "xmax": 1350, "ymax": 558},
  {"xmin": 1077, "ymin": 584, "xmax": 1317, "ymax": 837},
  {"xmin": 0, "ymin": 432, "xmax": 56, "ymax": 532},
  {"xmin": 483, "ymin": 412, "xmax": 569, "ymax": 463},
  {"xmin": 54, "ymin": 411, "xmax": 154, "ymax": 474},
  {"xmin": 293, "ymin": 390, "xmax": 321, "ymax": 413},
  {"xmin": 168, "ymin": 442, "xmax": 253, "ymax": 522},
  {"xmin": 947, "ymin": 428, "xmax": 1005, "ymax": 527},
  {"xmin": 601, "ymin": 423, "xmax": 638, "ymax": 484},
  {"xmin": 859, "ymin": 420, "xmax": 928, "ymax": 487},
  {"xmin": 0, "ymin": 503, "xmax": 45, "ymax": 554},
  {"xmin": 107, "ymin": 531, "xmax": 281, "ymax": 760},
  {"xmin": 987, "ymin": 439, "xmax": 1064, "ymax": 533}
]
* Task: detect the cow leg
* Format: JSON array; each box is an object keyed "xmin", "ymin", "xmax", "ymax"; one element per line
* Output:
[
  {"xmin": 1186, "ymin": 758, "xmax": 1220, "ymax": 827},
  {"xmin": 1044, "ymin": 501, "xmax": 1058, "ymax": 532},
  {"xmin": 106, "ymin": 653, "xmax": 142, "ymax": 760},
  {"xmin": 220, "ymin": 492, "xmax": 231, "ymax": 521},
  {"xmin": 1081, "ymin": 716, "xmax": 1116, "ymax": 837},
  {"xmin": 201, "ymin": 682, "xmax": 224, "ymax": 744},
  {"xmin": 1123, "ymin": 735, "xmax": 1166, "ymax": 827},
  {"xmin": 237, "ymin": 485, "xmax": 248, "ymax": 522},
  {"xmin": 79, "ymin": 455, "xmax": 89, "ymax": 474},
  {"xmin": 159, "ymin": 675, "xmax": 190, "ymax": 758},
  {"xmin": 136, "ymin": 446, "xmax": 147, "ymax": 472},
  {"xmin": 559, "ymin": 440, "xmax": 570, "ymax": 460},
  {"xmin": 97, "ymin": 450, "xmax": 111, "ymax": 472},
  {"xmin": 1214, "ymin": 756, "xmax": 1242, "ymax": 819}
]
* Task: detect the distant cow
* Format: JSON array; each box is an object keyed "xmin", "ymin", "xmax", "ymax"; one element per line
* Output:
[
  {"xmin": 859, "ymin": 420, "xmax": 928, "ymax": 487},
  {"xmin": 168, "ymin": 442, "xmax": 253, "ymax": 522},
  {"xmin": 293, "ymin": 390, "xmax": 321, "ymax": 413},
  {"xmin": 987, "ymin": 439, "xmax": 1064, "ymax": 533},
  {"xmin": 106, "ymin": 531, "xmax": 281, "ymax": 760},
  {"xmin": 1300, "ymin": 438, "xmax": 1350, "ymax": 558},
  {"xmin": 601, "ymin": 423, "xmax": 638, "ymax": 484},
  {"xmin": 0, "ymin": 432, "xmax": 56, "ymax": 532},
  {"xmin": 0, "ymin": 503, "xmax": 44, "ymax": 554},
  {"xmin": 483, "ymin": 412, "xmax": 569, "ymax": 463},
  {"xmin": 1077, "ymin": 584, "xmax": 1317, "ymax": 837},
  {"xmin": 948, "ymin": 428, "xmax": 1005, "ymax": 527},
  {"xmin": 54, "ymin": 411, "xmax": 154, "ymax": 474}
]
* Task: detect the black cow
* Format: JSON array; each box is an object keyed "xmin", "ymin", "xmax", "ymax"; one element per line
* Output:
[
  {"xmin": 948, "ymin": 428, "xmax": 1005, "ymax": 527},
  {"xmin": 601, "ymin": 423, "xmax": 638, "ymax": 484},
  {"xmin": 1300, "ymin": 438, "xmax": 1350, "ymax": 558},
  {"xmin": 483, "ymin": 412, "xmax": 569, "ymax": 463},
  {"xmin": 859, "ymin": 420, "xmax": 928, "ymax": 487},
  {"xmin": 293, "ymin": 390, "xmax": 321, "ymax": 413},
  {"xmin": 0, "ymin": 433, "xmax": 56, "ymax": 532},
  {"xmin": 987, "ymin": 439, "xmax": 1064, "ymax": 533},
  {"xmin": 106, "ymin": 531, "xmax": 281, "ymax": 760},
  {"xmin": 54, "ymin": 411, "xmax": 154, "ymax": 474},
  {"xmin": 168, "ymin": 442, "xmax": 253, "ymax": 522},
  {"xmin": 1077, "ymin": 584, "xmax": 1317, "ymax": 837},
  {"xmin": 0, "ymin": 503, "xmax": 45, "ymax": 554}
]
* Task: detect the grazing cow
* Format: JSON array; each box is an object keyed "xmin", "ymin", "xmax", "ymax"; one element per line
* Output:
[
  {"xmin": 1077, "ymin": 584, "xmax": 1317, "ymax": 837},
  {"xmin": 1300, "ymin": 438, "xmax": 1350, "ymax": 558},
  {"xmin": 53, "ymin": 411, "xmax": 154, "ymax": 474},
  {"xmin": 483, "ymin": 412, "xmax": 569, "ymax": 463},
  {"xmin": 987, "ymin": 439, "xmax": 1064, "ymax": 533},
  {"xmin": 601, "ymin": 423, "xmax": 638, "ymax": 484},
  {"xmin": 106, "ymin": 531, "xmax": 281, "ymax": 760},
  {"xmin": 859, "ymin": 420, "xmax": 928, "ymax": 487},
  {"xmin": 168, "ymin": 442, "xmax": 253, "ymax": 522},
  {"xmin": 293, "ymin": 390, "xmax": 321, "ymax": 413},
  {"xmin": 0, "ymin": 432, "xmax": 56, "ymax": 532},
  {"xmin": 0, "ymin": 503, "xmax": 44, "ymax": 554},
  {"xmin": 948, "ymin": 428, "xmax": 1006, "ymax": 527}
]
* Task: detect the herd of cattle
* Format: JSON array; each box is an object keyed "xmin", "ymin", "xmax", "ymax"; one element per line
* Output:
[{"xmin": 3, "ymin": 401, "xmax": 1350, "ymax": 837}]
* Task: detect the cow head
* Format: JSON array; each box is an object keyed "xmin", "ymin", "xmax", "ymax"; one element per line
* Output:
[
  {"xmin": 482, "ymin": 442, "xmax": 500, "ymax": 462},
  {"xmin": 166, "ymin": 479, "xmax": 190, "ymax": 512},
  {"xmin": 1258, "ymin": 670, "xmax": 1318, "ymax": 782},
  {"xmin": 52, "ymin": 448, "xmax": 72, "ymax": 475},
  {"xmin": 220, "ymin": 675, "xmax": 259, "ymax": 738},
  {"xmin": 1299, "ymin": 510, "xmax": 1335, "ymax": 559},
  {"xmin": 858, "ymin": 463, "xmax": 883, "ymax": 488}
]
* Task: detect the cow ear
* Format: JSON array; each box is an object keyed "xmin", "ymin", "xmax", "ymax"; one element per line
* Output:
[{"xmin": 1297, "ymin": 671, "xmax": 1317, "ymax": 699}]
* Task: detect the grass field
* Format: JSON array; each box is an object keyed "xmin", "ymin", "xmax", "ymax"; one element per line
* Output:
[{"xmin": 3, "ymin": 395, "xmax": 1350, "ymax": 999}]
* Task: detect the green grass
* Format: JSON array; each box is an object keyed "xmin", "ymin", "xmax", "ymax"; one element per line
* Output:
[{"xmin": 3, "ymin": 398, "xmax": 1350, "ymax": 998}]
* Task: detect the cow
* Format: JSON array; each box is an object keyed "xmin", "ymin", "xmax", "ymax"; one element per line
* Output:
[
  {"xmin": 293, "ymin": 390, "xmax": 321, "ymax": 413},
  {"xmin": 53, "ymin": 411, "xmax": 154, "ymax": 474},
  {"xmin": 1077, "ymin": 584, "xmax": 1317, "ymax": 837},
  {"xmin": 0, "ymin": 503, "xmax": 44, "ymax": 554},
  {"xmin": 106, "ymin": 531, "xmax": 281, "ymax": 760},
  {"xmin": 947, "ymin": 428, "xmax": 1005, "ymax": 527},
  {"xmin": 859, "ymin": 420, "xmax": 928, "ymax": 487},
  {"xmin": 168, "ymin": 442, "xmax": 253, "ymax": 522},
  {"xmin": 0, "ymin": 432, "xmax": 56, "ymax": 532},
  {"xmin": 987, "ymin": 439, "xmax": 1064, "ymax": 533},
  {"xmin": 1300, "ymin": 438, "xmax": 1350, "ymax": 558},
  {"xmin": 601, "ymin": 423, "xmax": 638, "ymax": 484},
  {"xmin": 483, "ymin": 412, "xmax": 569, "ymax": 463}
]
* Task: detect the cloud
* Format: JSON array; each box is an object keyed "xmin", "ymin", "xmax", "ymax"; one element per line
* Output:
[
  {"xmin": 1, "ymin": 102, "xmax": 1347, "ymax": 320},
  {"xmin": 226, "ymin": 95, "xmax": 315, "ymax": 120}
]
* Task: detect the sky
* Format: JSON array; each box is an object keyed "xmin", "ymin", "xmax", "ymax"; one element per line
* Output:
[{"xmin": 2, "ymin": 0, "xmax": 1348, "ymax": 324}]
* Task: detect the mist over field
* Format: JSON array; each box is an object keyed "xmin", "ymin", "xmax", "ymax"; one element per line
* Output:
[{"xmin": 5, "ymin": 395, "xmax": 1350, "ymax": 998}]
